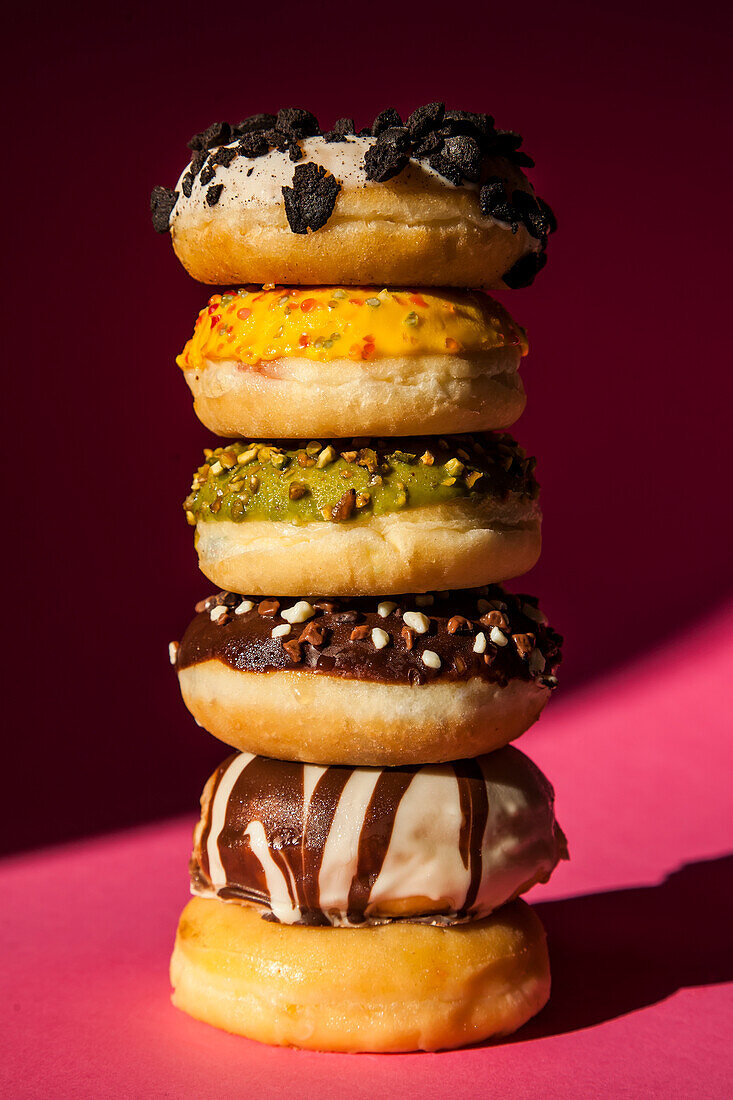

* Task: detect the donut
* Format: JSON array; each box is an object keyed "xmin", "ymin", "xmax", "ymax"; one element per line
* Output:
[
  {"xmin": 183, "ymin": 434, "xmax": 541, "ymax": 596},
  {"xmin": 177, "ymin": 286, "xmax": 527, "ymax": 438},
  {"xmin": 151, "ymin": 104, "xmax": 556, "ymax": 289},
  {"xmin": 170, "ymin": 896, "xmax": 550, "ymax": 1051},
  {"xmin": 171, "ymin": 747, "xmax": 565, "ymax": 1049},
  {"xmin": 187, "ymin": 747, "xmax": 566, "ymax": 924},
  {"xmin": 173, "ymin": 586, "xmax": 562, "ymax": 766}
]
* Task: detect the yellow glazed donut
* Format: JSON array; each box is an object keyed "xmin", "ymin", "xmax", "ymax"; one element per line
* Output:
[
  {"xmin": 183, "ymin": 434, "xmax": 541, "ymax": 596},
  {"xmin": 170, "ymin": 898, "xmax": 551, "ymax": 1052},
  {"xmin": 152, "ymin": 105, "xmax": 556, "ymax": 289},
  {"xmin": 177, "ymin": 286, "xmax": 528, "ymax": 438},
  {"xmin": 173, "ymin": 585, "xmax": 562, "ymax": 766}
]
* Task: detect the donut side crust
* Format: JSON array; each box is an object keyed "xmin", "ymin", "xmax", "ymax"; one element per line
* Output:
[
  {"xmin": 193, "ymin": 499, "xmax": 542, "ymax": 596},
  {"xmin": 170, "ymin": 896, "xmax": 550, "ymax": 1051},
  {"xmin": 178, "ymin": 661, "xmax": 550, "ymax": 765}
]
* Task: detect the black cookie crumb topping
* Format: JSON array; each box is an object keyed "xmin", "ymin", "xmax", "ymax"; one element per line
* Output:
[
  {"xmin": 276, "ymin": 107, "xmax": 320, "ymax": 140},
  {"xmin": 205, "ymin": 183, "xmax": 224, "ymax": 207},
  {"xmin": 324, "ymin": 117, "xmax": 355, "ymax": 143},
  {"xmin": 282, "ymin": 162, "xmax": 341, "ymax": 233},
  {"xmin": 150, "ymin": 186, "xmax": 178, "ymax": 234},
  {"xmin": 363, "ymin": 126, "xmax": 412, "ymax": 182},
  {"xmin": 502, "ymin": 251, "xmax": 548, "ymax": 289},
  {"xmin": 151, "ymin": 103, "xmax": 556, "ymax": 270}
]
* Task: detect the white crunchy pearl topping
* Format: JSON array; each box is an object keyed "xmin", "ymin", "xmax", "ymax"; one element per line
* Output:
[
  {"xmin": 210, "ymin": 605, "xmax": 229, "ymax": 622},
  {"xmin": 168, "ymin": 641, "xmax": 179, "ymax": 665},
  {"xmin": 490, "ymin": 626, "xmax": 508, "ymax": 646},
  {"xmin": 272, "ymin": 623, "xmax": 291, "ymax": 638},
  {"xmin": 403, "ymin": 611, "xmax": 430, "ymax": 634},
  {"xmin": 422, "ymin": 650, "xmax": 441, "ymax": 670},
  {"xmin": 235, "ymin": 599, "xmax": 254, "ymax": 615},
  {"xmin": 377, "ymin": 601, "xmax": 398, "ymax": 618},
  {"xmin": 371, "ymin": 628, "xmax": 390, "ymax": 650},
  {"xmin": 415, "ymin": 595, "xmax": 434, "ymax": 607},
  {"xmin": 473, "ymin": 632, "xmax": 487, "ymax": 654},
  {"xmin": 281, "ymin": 601, "xmax": 315, "ymax": 624}
]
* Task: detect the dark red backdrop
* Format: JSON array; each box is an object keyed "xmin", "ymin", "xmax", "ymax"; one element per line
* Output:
[{"xmin": 4, "ymin": 1, "xmax": 731, "ymax": 854}]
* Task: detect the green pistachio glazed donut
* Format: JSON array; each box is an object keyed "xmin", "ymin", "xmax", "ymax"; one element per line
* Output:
[{"xmin": 184, "ymin": 433, "xmax": 541, "ymax": 596}]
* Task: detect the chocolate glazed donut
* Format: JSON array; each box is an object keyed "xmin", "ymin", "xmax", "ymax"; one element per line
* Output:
[{"xmin": 191, "ymin": 747, "xmax": 567, "ymax": 926}]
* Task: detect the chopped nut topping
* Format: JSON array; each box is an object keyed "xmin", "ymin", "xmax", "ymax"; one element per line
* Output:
[
  {"xmin": 316, "ymin": 445, "xmax": 336, "ymax": 468},
  {"xmin": 513, "ymin": 632, "xmax": 535, "ymax": 658},
  {"xmin": 529, "ymin": 649, "xmax": 547, "ymax": 674},
  {"xmin": 401, "ymin": 625, "xmax": 415, "ymax": 650},
  {"xmin": 282, "ymin": 639, "xmax": 302, "ymax": 663},
  {"xmin": 236, "ymin": 447, "xmax": 258, "ymax": 465},
  {"xmin": 350, "ymin": 624, "xmax": 370, "ymax": 641},
  {"xmin": 257, "ymin": 599, "xmax": 280, "ymax": 616},
  {"xmin": 371, "ymin": 627, "xmax": 390, "ymax": 650},
  {"xmin": 341, "ymin": 450, "xmax": 357, "ymax": 463},
  {"xmin": 422, "ymin": 650, "xmax": 441, "ymax": 670},
  {"xmin": 419, "ymin": 450, "xmax": 435, "ymax": 465},
  {"xmin": 330, "ymin": 488, "xmax": 356, "ymax": 522},
  {"xmin": 473, "ymin": 632, "xmax": 487, "ymax": 654},
  {"xmin": 272, "ymin": 623, "xmax": 292, "ymax": 638},
  {"xmin": 299, "ymin": 621, "xmax": 328, "ymax": 647},
  {"xmin": 355, "ymin": 492, "xmax": 371, "ymax": 508},
  {"xmin": 377, "ymin": 601, "xmax": 398, "ymax": 618},
  {"xmin": 522, "ymin": 603, "xmax": 548, "ymax": 625},
  {"xmin": 209, "ymin": 460, "xmax": 223, "ymax": 476},
  {"xmin": 444, "ymin": 457, "xmax": 465, "ymax": 478},
  {"xmin": 403, "ymin": 611, "xmax": 430, "ymax": 634},
  {"xmin": 481, "ymin": 610, "xmax": 509, "ymax": 630},
  {"xmin": 210, "ymin": 605, "xmax": 229, "ymax": 623},
  {"xmin": 447, "ymin": 615, "xmax": 471, "ymax": 634},
  {"xmin": 281, "ymin": 600, "xmax": 315, "ymax": 624},
  {"xmin": 289, "ymin": 482, "xmax": 309, "ymax": 500}
]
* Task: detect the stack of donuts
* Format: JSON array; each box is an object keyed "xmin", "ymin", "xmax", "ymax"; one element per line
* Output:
[{"xmin": 153, "ymin": 103, "xmax": 566, "ymax": 1053}]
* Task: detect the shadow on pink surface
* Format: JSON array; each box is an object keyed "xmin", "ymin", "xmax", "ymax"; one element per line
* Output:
[{"xmin": 512, "ymin": 855, "xmax": 733, "ymax": 1041}]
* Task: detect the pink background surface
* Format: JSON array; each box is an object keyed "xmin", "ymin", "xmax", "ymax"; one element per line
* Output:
[
  {"xmin": 4, "ymin": 1, "xmax": 732, "ymax": 1092},
  {"xmin": 3, "ymin": 610, "xmax": 731, "ymax": 1097}
]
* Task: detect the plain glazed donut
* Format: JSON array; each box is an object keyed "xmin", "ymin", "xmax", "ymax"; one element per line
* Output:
[
  {"xmin": 173, "ymin": 586, "xmax": 561, "ymax": 766},
  {"xmin": 151, "ymin": 105, "xmax": 556, "ymax": 289},
  {"xmin": 170, "ymin": 896, "xmax": 551, "ymax": 1051},
  {"xmin": 177, "ymin": 286, "xmax": 528, "ymax": 438},
  {"xmin": 184, "ymin": 434, "xmax": 541, "ymax": 596}
]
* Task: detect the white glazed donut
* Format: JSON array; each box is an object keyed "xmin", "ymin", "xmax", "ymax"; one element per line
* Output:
[{"xmin": 151, "ymin": 105, "xmax": 556, "ymax": 288}]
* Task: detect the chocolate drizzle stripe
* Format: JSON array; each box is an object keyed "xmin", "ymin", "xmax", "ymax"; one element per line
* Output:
[
  {"xmin": 207, "ymin": 752, "xmax": 255, "ymax": 886},
  {"xmin": 302, "ymin": 767, "xmax": 351, "ymax": 923},
  {"xmin": 198, "ymin": 755, "xmax": 230, "ymax": 880},
  {"xmin": 346, "ymin": 768, "xmax": 416, "ymax": 923},
  {"xmin": 453, "ymin": 758, "xmax": 490, "ymax": 915}
]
